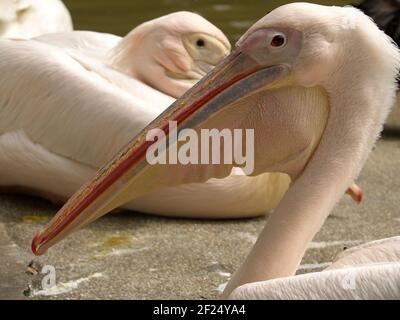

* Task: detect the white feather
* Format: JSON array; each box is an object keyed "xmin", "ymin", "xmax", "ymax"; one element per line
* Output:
[{"xmin": 230, "ymin": 237, "xmax": 400, "ymax": 299}]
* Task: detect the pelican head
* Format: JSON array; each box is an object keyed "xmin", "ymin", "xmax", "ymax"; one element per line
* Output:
[
  {"xmin": 32, "ymin": 3, "xmax": 399, "ymax": 295},
  {"xmin": 110, "ymin": 11, "xmax": 231, "ymax": 98}
]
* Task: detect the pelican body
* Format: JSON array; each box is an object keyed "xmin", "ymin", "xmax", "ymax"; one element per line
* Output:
[{"xmin": 0, "ymin": 0, "xmax": 72, "ymax": 39}]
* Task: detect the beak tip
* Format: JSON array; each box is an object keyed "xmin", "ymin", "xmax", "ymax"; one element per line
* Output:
[{"xmin": 31, "ymin": 232, "xmax": 43, "ymax": 256}]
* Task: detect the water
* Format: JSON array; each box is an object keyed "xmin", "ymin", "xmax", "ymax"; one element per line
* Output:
[{"xmin": 63, "ymin": 0, "xmax": 355, "ymax": 42}]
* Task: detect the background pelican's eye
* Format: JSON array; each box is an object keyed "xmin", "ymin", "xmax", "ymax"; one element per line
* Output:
[
  {"xmin": 270, "ymin": 34, "xmax": 286, "ymax": 47},
  {"xmin": 196, "ymin": 39, "xmax": 205, "ymax": 47}
]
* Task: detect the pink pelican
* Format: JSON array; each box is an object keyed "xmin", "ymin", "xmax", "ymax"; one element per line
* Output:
[{"xmin": 30, "ymin": 3, "xmax": 399, "ymax": 298}]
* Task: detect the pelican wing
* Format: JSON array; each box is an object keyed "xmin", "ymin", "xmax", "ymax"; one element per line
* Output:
[
  {"xmin": 230, "ymin": 262, "xmax": 400, "ymax": 299},
  {"xmin": 33, "ymin": 31, "xmax": 122, "ymax": 62},
  {"xmin": 230, "ymin": 237, "xmax": 400, "ymax": 299},
  {"xmin": 32, "ymin": 33, "xmax": 176, "ymax": 109},
  {"xmin": 0, "ymin": 38, "xmax": 173, "ymax": 168},
  {"xmin": 327, "ymin": 236, "xmax": 400, "ymax": 270}
]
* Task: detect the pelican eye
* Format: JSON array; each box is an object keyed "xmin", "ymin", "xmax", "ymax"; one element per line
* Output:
[
  {"xmin": 270, "ymin": 34, "xmax": 286, "ymax": 48},
  {"xmin": 196, "ymin": 39, "xmax": 205, "ymax": 47}
]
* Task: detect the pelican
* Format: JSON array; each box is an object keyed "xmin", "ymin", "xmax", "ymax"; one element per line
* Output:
[
  {"xmin": 0, "ymin": 0, "xmax": 73, "ymax": 39},
  {"xmin": 30, "ymin": 2, "xmax": 400, "ymax": 299},
  {"xmin": 230, "ymin": 236, "xmax": 400, "ymax": 299}
]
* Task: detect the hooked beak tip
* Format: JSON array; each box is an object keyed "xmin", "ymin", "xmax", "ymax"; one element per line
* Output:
[{"xmin": 31, "ymin": 232, "xmax": 43, "ymax": 256}]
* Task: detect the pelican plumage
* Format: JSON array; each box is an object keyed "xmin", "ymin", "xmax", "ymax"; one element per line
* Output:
[
  {"xmin": 31, "ymin": 3, "xmax": 400, "ymax": 299},
  {"xmin": 0, "ymin": 0, "xmax": 72, "ymax": 39},
  {"xmin": 230, "ymin": 236, "xmax": 400, "ymax": 299}
]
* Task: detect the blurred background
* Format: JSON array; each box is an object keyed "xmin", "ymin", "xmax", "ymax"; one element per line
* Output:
[{"xmin": 63, "ymin": 0, "xmax": 355, "ymax": 42}]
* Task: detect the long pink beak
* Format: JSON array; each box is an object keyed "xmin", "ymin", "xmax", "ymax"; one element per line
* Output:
[{"xmin": 31, "ymin": 28, "xmax": 302, "ymax": 256}]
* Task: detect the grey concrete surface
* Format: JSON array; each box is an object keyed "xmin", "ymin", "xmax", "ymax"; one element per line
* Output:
[{"xmin": 0, "ymin": 136, "xmax": 399, "ymax": 300}]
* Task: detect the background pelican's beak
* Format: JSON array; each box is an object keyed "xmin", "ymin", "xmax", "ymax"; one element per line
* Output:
[{"xmin": 32, "ymin": 28, "xmax": 304, "ymax": 256}]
